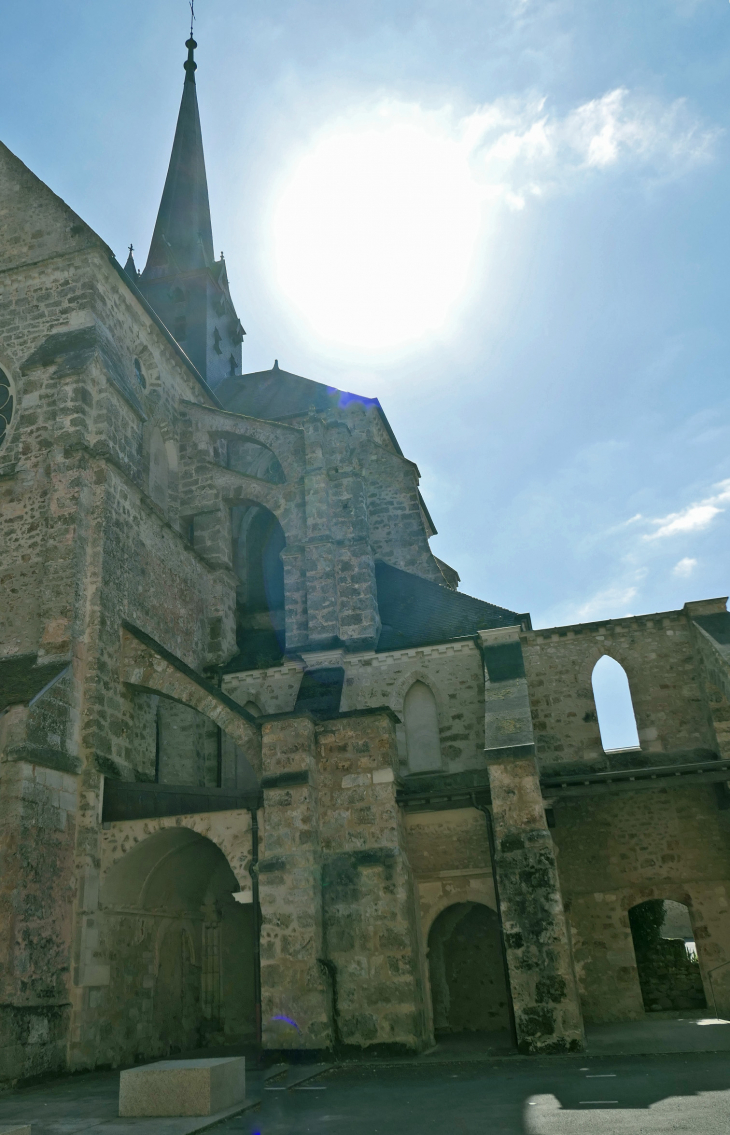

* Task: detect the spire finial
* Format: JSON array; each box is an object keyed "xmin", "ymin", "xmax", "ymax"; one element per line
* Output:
[
  {"xmin": 128, "ymin": 243, "xmax": 134, "ymax": 256},
  {"xmin": 185, "ymin": 2, "xmax": 197, "ymax": 82}
]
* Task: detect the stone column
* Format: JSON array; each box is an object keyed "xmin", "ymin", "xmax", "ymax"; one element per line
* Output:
[
  {"xmin": 258, "ymin": 715, "xmax": 333, "ymax": 1051},
  {"xmin": 479, "ymin": 626, "xmax": 585, "ymax": 1054},
  {"xmin": 316, "ymin": 711, "xmax": 431, "ymax": 1051}
]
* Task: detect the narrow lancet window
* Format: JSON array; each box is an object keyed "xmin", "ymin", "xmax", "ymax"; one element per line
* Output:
[
  {"xmin": 404, "ymin": 681, "xmax": 442, "ymax": 773},
  {"xmin": 591, "ymin": 655, "xmax": 640, "ymax": 752}
]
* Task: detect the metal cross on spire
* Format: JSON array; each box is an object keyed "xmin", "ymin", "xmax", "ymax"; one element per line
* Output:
[{"xmin": 189, "ymin": 0, "xmax": 195, "ymax": 37}]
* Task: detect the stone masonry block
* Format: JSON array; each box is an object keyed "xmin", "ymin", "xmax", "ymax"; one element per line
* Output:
[{"xmin": 118, "ymin": 1056, "xmax": 246, "ymax": 1117}]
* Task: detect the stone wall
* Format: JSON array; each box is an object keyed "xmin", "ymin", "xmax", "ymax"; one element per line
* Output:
[
  {"xmin": 553, "ymin": 784, "xmax": 730, "ymax": 1021},
  {"xmin": 520, "ymin": 608, "xmax": 717, "ymax": 771}
]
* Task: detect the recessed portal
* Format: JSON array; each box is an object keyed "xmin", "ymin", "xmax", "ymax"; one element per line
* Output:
[
  {"xmin": 428, "ymin": 902, "xmax": 510, "ymax": 1035},
  {"xmin": 628, "ymin": 898, "xmax": 706, "ymax": 1013},
  {"xmin": 100, "ymin": 828, "xmax": 256, "ymax": 1062}
]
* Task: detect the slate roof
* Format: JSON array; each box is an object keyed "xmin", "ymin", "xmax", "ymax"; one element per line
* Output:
[
  {"xmin": 0, "ymin": 654, "xmax": 69, "ymax": 713},
  {"xmin": 694, "ymin": 612, "xmax": 730, "ymax": 646},
  {"xmin": 375, "ymin": 562, "xmax": 528, "ymax": 652},
  {"xmin": 216, "ymin": 363, "xmax": 404, "ymax": 455}
]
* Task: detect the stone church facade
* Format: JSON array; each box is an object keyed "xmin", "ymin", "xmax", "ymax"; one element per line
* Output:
[{"xmin": 1, "ymin": 35, "xmax": 730, "ymax": 1087}]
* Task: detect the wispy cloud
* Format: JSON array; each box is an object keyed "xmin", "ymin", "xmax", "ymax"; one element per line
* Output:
[
  {"xmin": 575, "ymin": 584, "xmax": 639, "ymax": 622},
  {"xmin": 674, "ymin": 557, "xmax": 698, "ymax": 578},
  {"xmin": 644, "ymin": 479, "xmax": 730, "ymax": 539},
  {"xmin": 460, "ymin": 87, "xmax": 720, "ymax": 209}
]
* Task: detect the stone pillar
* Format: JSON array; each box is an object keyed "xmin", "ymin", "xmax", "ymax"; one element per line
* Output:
[
  {"xmin": 316, "ymin": 711, "xmax": 431, "ymax": 1051},
  {"xmin": 479, "ymin": 626, "xmax": 585, "ymax": 1054},
  {"xmin": 258, "ymin": 715, "xmax": 333, "ymax": 1051}
]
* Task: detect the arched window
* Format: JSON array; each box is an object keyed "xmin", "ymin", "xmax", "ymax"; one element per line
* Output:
[
  {"xmin": 243, "ymin": 700, "xmax": 262, "ymax": 717},
  {"xmin": 149, "ymin": 426, "xmax": 169, "ymax": 512},
  {"xmin": 591, "ymin": 655, "xmax": 640, "ymax": 752},
  {"xmin": 404, "ymin": 681, "xmax": 442, "ymax": 773},
  {"xmin": 231, "ymin": 503, "xmax": 286, "ymax": 668}
]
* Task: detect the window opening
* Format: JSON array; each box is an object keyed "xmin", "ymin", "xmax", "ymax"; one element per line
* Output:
[
  {"xmin": 174, "ymin": 315, "xmax": 187, "ymax": 342},
  {"xmin": 231, "ymin": 503, "xmax": 286, "ymax": 669},
  {"xmin": 591, "ymin": 655, "xmax": 640, "ymax": 752},
  {"xmin": 404, "ymin": 681, "xmax": 442, "ymax": 773},
  {"xmin": 0, "ymin": 368, "xmax": 14, "ymax": 450},
  {"xmin": 134, "ymin": 357, "xmax": 147, "ymax": 389}
]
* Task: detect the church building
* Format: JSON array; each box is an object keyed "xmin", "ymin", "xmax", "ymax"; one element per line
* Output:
[{"xmin": 1, "ymin": 33, "xmax": 730, "ymax": 1086}]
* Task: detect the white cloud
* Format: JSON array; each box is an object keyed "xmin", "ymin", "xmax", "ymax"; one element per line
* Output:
[
  {"xmin": 461, "ymin": 87, "xmax": 719, "ymax": 209},
  {"xmin": 644, "ymin": 479, "xmax": 730, "ymax": 539},
  {"xmin": 575, "ymin": 585, "xmax": 638, "ymax": 622},
  {"xmin": 674, "ymin": 557, "xmax": 698, "ymax": 578}
]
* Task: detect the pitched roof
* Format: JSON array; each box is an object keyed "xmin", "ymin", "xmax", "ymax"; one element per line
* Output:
[
  {"xmin": 694, "ymin": 612, "xmax": 730, "ymax": 646},
  {"xmin": 216, "ymin": 362, "xmax": 404, "ymax": 454},
  {"xmin": 375, "ymin": 562, "xmax": 527, "ymax": 652},
  {"xmin": 142, "ymin": 37, "xmax": 214, "ymax": 279}
]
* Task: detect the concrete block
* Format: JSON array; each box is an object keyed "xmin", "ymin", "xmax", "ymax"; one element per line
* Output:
[{"xmin": 119, "ymin": 1056, "xmax": 246, "ymax": 1117}]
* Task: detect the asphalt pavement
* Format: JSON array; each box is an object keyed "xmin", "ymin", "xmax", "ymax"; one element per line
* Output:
[{"xmin": 217, "ymin": 1051, "xmax": 730, "ymax": 1135}]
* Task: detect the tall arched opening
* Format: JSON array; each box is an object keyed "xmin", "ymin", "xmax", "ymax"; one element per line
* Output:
[
  {"xmin": 231, "ymin": 502, "xmax": 286, "ymax": 669},
  {"xmin": 404, "ymin": 680, "xmax": 442, "ymax": 773},
  {"xmin": 99, "ymin": 828, "xmax": 256, "ymax": 1063},
  {"xmin": 592, "ymin": 655, "xmax": 640, "ymax": 752},
  {"xmin": 428, "ymin": 902, "xmax": 510, "ymax": 1037},
  {"xmin": 628, "ymin": 898, "xmax": 706, "ymax": 1013}
]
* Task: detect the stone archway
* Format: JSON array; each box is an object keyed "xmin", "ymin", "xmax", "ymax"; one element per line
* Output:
[
  {"xmin": 427, "ymin": 902, "xmax": 510, "ymax": 1036},
  {"xmin": 628, "ymin": 898, "xmax": 706, "ymax": 1013},
  {"xmin": 97, "ymin": 827, "xmax": 256, "ymax": 1065}
]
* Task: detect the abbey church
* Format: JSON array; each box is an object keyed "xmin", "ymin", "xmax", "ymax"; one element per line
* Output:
[{"xmin": 2, "ymin": 33, "xmax": 730, "ymax": 1087}]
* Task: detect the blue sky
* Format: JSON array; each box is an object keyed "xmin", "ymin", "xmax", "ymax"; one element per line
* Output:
[{"xmin": 4, "ymin": 0, "xmax": 730, "ymax": 628}]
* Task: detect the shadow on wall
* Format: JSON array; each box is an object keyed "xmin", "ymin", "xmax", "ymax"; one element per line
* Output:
[
  {"xmin": 428, "ymin": 902, "xmax": 510, "ymax": 1035},
  {"xmin": 99, "ymin": 827, "xmax": 256, "ymax": 1062}
]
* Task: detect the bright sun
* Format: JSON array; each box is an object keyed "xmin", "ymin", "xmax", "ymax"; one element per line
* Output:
[{"xmin": 270, "ymin": 104, "xmax": 485, "ymax": 354}]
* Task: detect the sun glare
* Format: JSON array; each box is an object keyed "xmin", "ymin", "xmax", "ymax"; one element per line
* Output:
[{"xmin": 270, "ymin": 104, "xmax": 485, "ymax": 354}]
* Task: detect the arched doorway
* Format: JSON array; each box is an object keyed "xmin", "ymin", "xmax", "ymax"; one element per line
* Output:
[
  {"xmin": 628, "ymin": 898, "xmax": 706, "ymax": 1013},
  {"xmin": 428, "ymin": 903, "xmax": 510, "ymax": 1036},
  {"xmin": 100, "ymin": 828, "xmax": 256, "ymax": 1062},
  {"xmin": 231, "ymin": 502, "xmax": 286, "ymax": 668}
]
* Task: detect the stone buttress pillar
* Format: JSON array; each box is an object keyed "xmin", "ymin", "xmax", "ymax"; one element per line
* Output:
[
  {"xmin": 479, "ymin": 626, "xmax": 585, "ymax": 1054},
  {"xmin": 316, "ymin": 711, "xmax": 430, "ymax": 1051},
  {"xmin": 258, "ymin": 715, "xmax": 333, "ymax": 1051}
]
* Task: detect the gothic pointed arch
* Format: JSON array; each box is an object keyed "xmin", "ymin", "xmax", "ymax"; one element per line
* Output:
[
  {"xmin": 403, "ymin": 679, "xmax": 442, "ymax": 773},
  {"xmin": 591, "ymin": 654, "xmax": 640, "ymax": 752}
]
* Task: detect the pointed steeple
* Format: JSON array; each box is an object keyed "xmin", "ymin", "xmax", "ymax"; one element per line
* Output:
[
  {"xmin": 136, "ymin": 28, "xmax": 244, "ymax": 387},
  {"xmin": 141, "ymin": 36, "xmax": 214, "ymax": 280},
  {"xmin": 124, "ymin": 244, "xmax": 139, "ymax": 281}
]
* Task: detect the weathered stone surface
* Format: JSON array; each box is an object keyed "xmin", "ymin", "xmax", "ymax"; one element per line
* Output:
[
  {"xmin": 2, "ymin": 61, "xmax": 730, "ymax": 1091},
  {"xmin": 118, "ymin": 1056, "xmax": 245, "ymax": 1117}
]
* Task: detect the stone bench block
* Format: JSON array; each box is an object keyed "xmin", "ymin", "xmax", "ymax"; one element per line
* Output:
[{"xmin": 119, "ymin": 1056, "xmax": 246, "ymax": 1117}]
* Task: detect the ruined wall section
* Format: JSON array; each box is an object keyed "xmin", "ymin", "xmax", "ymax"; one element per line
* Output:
[
  {"xmin": 521, "ymin": 609, "xmax": 714, "ymax": 771},
  {"xmin": 553, "ymin": 784, "xmax": 730, "ymax": 1022}
]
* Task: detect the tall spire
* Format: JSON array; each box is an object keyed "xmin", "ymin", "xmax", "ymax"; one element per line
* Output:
[{"xmin": 141, "ymin": 33, "xmax": 214, "ymax": 279}]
